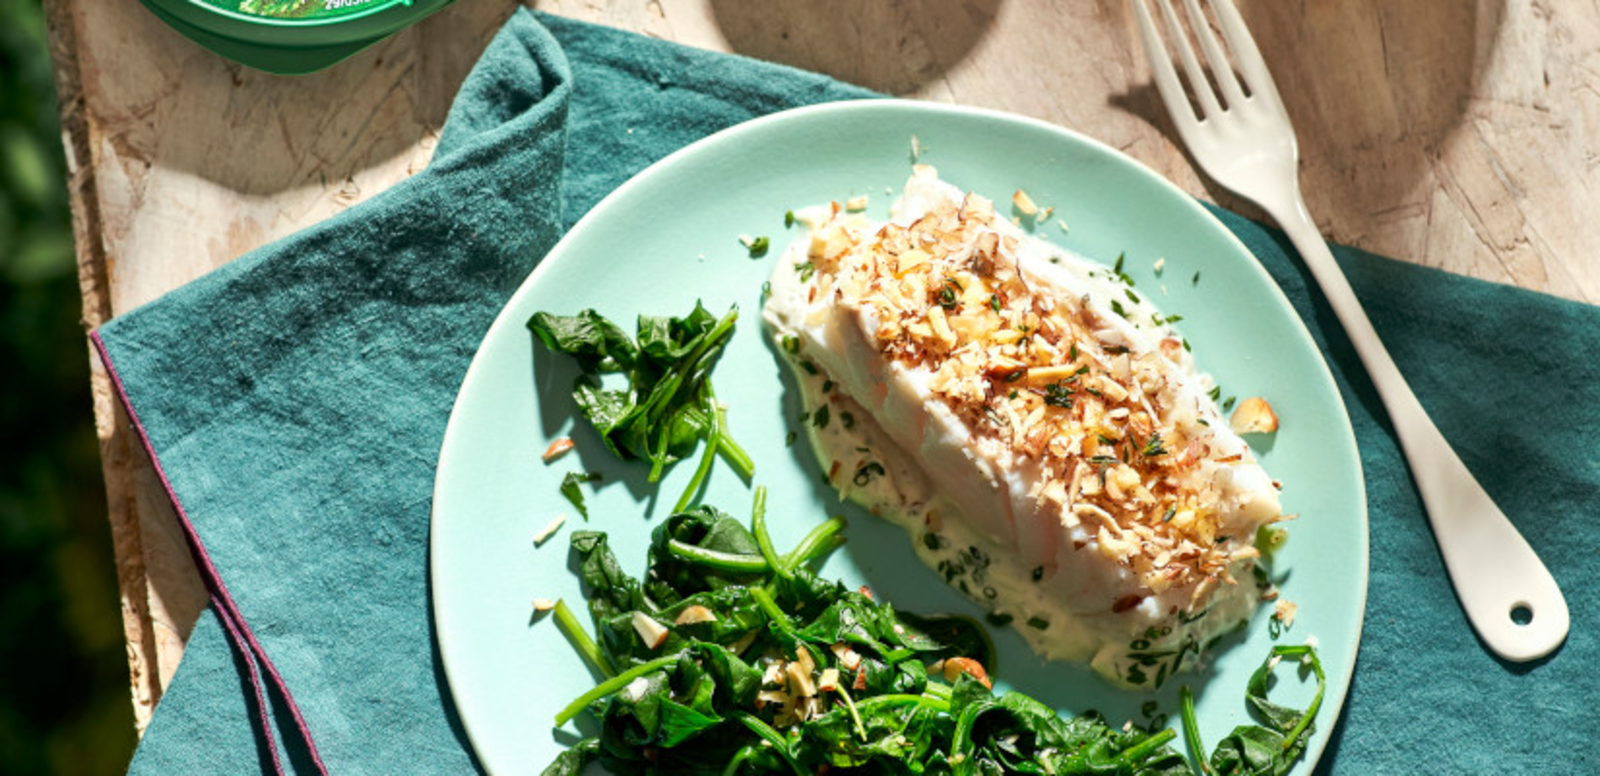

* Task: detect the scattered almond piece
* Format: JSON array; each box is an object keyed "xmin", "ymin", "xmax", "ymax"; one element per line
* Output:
[
  {"xmin": 673, "ymin": 605, "xmax": 719, "ymax": 625},
  {"xmin": 941, "ymin": 657, "xmax": 992, "ymax": 689},
  {"xmin": 786, "ymin": 660, "xmax": 818, "ymax": 697},
  {"xmin": 631, "ymin": 611, "xmax": 670, "ymax": 650},
  {"xmin": 1012, "ymin": 189, "xmax": 1039, "ymax": 216},
  {"xmin": 817, "ymin": 668, "xmax": 841, "ymax": 692},
  {"xmin": 1229, "ymin": 396, "xmax": 1279, "ymax": 434},
  {"xmin": 830, "ymin": 642, "xmax": 863, "ymax": 671},
  {"xmin": 542, "ymin": 437, "xmax": 575, "ymax": 462},
  {"xmin": 845, "ymin": 194, "xmax": 870, "ymax": 212},
  {"xmin": 1274, "ymin": 598, "xmax": 1299, "ymax": 628},
  {"xmin": 532, "ymin": 514, "xmax": 567, "ymax": 546}
]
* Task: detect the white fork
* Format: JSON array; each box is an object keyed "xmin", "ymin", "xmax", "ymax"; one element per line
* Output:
[{"xmin": 1132, "ymin": 0, "xmax": 1567, "ymax": 661}]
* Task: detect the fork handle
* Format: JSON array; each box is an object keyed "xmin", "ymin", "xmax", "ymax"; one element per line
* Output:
[{"xmin": 1262, "ymin": 189, "xmax": 1569, "ymax": 662}]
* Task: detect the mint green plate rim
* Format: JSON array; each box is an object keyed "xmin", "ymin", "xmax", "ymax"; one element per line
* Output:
[{"xmin": 430, "ymin": 99, "xmax": 1369, "ymax": 775}]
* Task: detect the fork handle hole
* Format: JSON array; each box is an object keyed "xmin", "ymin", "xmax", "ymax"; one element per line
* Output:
[{"xmin": 1510, "ymin": 604, "xmax": 1534, "ymax": 627}]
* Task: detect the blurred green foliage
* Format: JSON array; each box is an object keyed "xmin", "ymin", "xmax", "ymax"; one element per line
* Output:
[{"xmin": 1, "ymin": 0, "xmax": 139, "ymax": 772}]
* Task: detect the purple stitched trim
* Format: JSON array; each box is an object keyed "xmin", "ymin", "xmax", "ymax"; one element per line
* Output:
[{"xmin": 92, "ymin": 330, "xmax": 328, "ymax": 776}]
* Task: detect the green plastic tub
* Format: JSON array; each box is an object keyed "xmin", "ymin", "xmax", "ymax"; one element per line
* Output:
[{"xmin": 140, "ymin": 0, "xmax": 456, "ymax": 75}]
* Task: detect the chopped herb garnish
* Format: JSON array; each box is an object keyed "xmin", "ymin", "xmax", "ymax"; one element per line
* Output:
[
  {"xmin": 1044, "ymin": 380, "xmax": 1074, "ymax": 408},
  {"xmin": 1069, "ymin": 343, "xmax": 1079, "ymax": 361},
  {"xmin": 988, "ymin": 293, "xmax": 1002, "ymax": 312},
  {"xmin": 1208, "ymin": 386, "xmax": 1222, "ymax": 401},
  {"xmin": 1126, "ymin": 288, "xmax": 1141, "ymax": 304},
  {"xmin": 781, "ymin": 334, "xmax": 801, "ymax": 354},
  {"xmin": 799, "ymin": 360, "xmax": 818, "ymax": 375},
  {"xmin": 1162, "ymin": 506, "xmax": 1177, "ymax": 523},
  {"xmin": 852, "ymin": 461, "xmax": 886, "ymax": 486},
  {"xmin": 938, "ymin": 277, "xmax": 962, "ymax": 310},
  {"xmin": 821, "ymin": 379, "xmax": 834, "ymax": 393},
  {"xmin": 1192, "ymin": 270, "xmax": 1201, "ymax": 285},
  {"xmin": 1031, "ymin": 565, "xmax": 1044, "ymax": 582},
  {"xmin": 1223, "ymin": 396, "xmax": 1237, "ymax": 412},
  {"xmin": 1026, "ymin": 616, "xmax": 1050, "ymax": 630},
  {"xmin": 795, "ymin": 261, "xmax": 817, "ymax": 282},
  {"xmin": 1142, "ymin": 432, "xmax": 1168, "ymax": 458},
  {"xmin": 1110, "ymin": 299, "xmax": 1127, "ymax": 318},
  {"xmin": 744, "ymin": 235, "xmax": 770, "ymax": 258},
  {"xmin": 812, "ymin": 404, "xmax": 831, "ymax": 428},
  {"xmin": 840, "ymin": 411, "xmax": 854, "ymax": 429},
  {"xmin": 784, "ymin": 209, "xmax": 796, "ymax": 227},
  {"xmin": 785, "ymin": 430, "xmax": 797, "ymax": 447}
]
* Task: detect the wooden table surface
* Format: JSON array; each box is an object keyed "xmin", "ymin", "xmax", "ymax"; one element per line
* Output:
[{"xmin": 43, "ymin": 0, "xmax": 1598, "ymax": 733}]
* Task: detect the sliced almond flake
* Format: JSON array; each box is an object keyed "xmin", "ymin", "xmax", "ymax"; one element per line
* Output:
[{"xmin": 533, "ymin": 514, "xmax": 567, "ymax": 546}]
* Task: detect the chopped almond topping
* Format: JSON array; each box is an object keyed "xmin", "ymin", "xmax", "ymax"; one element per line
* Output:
[{"xmin": 791, "ymin": 172, "xmax": 1281, "ymax": 604}]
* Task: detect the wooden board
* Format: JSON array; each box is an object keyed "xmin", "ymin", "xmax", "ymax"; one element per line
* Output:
[{"xmin": 42, "ymin": 0, "xmax": 1600, "ymax": 732}]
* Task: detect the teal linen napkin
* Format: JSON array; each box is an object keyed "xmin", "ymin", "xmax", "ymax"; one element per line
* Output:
[{"xmin": 101, "ymin": 9, "xmax": 1593, "ymax": 775}]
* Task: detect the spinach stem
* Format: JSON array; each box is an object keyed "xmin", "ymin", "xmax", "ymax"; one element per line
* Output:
[
  {"xmin": 747, "ymin": 586, "xmax": 792, "ymax": 633},
  {"xmin": 551, "ymin": 599, "xmax": 616, "ymax": 679},
  {"xmin": 833, "ymin": 684, "xmax": 869, "ymax": 742},
  {"xmin": 749, "ymin": 486, "xmax": 790, "ymax": 581},
  {"xmin": 1179, "ymin": 684, "xmax": 1211, "ymax": 776},
  {"xmin": 673, "ymin": 384, "xmax": 721, "ymax": 514},
  {"xmin": 730, "ymin": 711, "xmax": 806, "ymax": 776},
  {"xmin": 780, "ymin": 515, "xmax": 847, "ymax": 574},
  {"xmin": 554, "ymin": 652, "xmax": 681, "ymax": 726},
  {"xmin": 665, "ymin": 539, "xmax": 769, "ymax": 573},
  {"xmin": 1117, "ymin": 728, "xmax": 1178, "ymax": 765},
  {"xmin": 1271, "ymin": 645, "xmax": 1326, "ymax": 751},
  {"xmin": 720, "ymin": 745, "xmax": 759, "ymax": 776}
]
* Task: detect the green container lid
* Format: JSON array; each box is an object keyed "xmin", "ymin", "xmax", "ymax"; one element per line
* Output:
[{"xmin": 141, "ymin": 0, "xmax": 456, "ymax": 75}]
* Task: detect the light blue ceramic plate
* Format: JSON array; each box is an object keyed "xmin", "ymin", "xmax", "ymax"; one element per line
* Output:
[{"xmin": 431, "ymin": 100, "xmax": 1368, "ymax": 775}]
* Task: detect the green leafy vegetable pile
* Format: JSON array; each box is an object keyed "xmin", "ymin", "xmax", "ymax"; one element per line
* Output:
[
  {"xmin": 529, "ymin": 304, "xmax": 755, "ymax": 512},
  {"xmin": 541, "ymin": 487, "xmax": 1323, "ymax": 775}
]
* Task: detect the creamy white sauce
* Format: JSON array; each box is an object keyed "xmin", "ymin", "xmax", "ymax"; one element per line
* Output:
[{"xmin": 762, "ymin": 169, "xmax": 1280, "ymax": 690}]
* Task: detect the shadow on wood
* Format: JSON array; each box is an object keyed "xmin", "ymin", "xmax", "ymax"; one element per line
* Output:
[
  {"xmin": 708, "ymin": 0, "xmax": 1005, "ymax": 95},
  {"xmin": 1112, "ymin": 0, "xmax": 1506, "ymax": 245}
]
